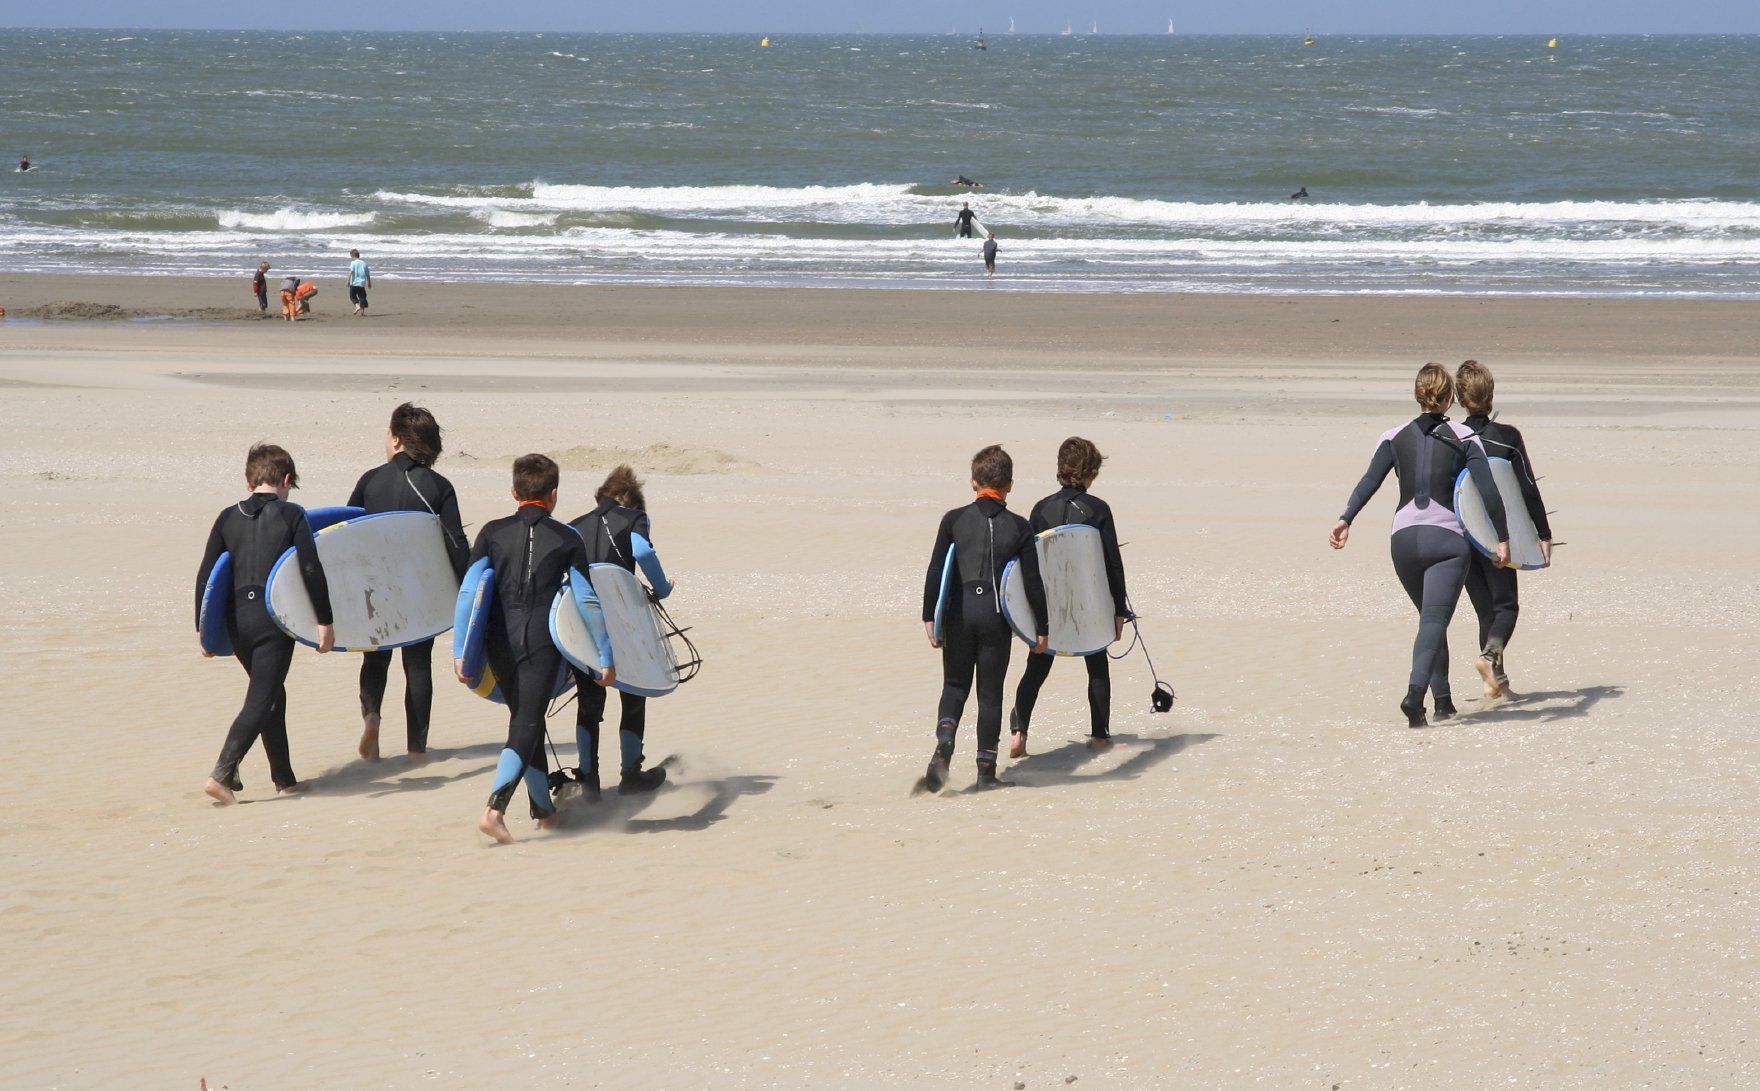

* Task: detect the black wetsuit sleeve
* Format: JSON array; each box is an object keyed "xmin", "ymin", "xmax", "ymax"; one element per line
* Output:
[
  {"xmin": 1506, "ymin": 428, "xmax": 1552, "ymax": 540},
  {"xmin": 1340, "ymin": 440, "xmax": 1395, "ymax": 524},
  {"xmin": 291, "ymin": 510, "xmax": 335, "ymax": 626},
  {"xmin": 467, "ymin": 525, "xmax": 490, "ymax": 568},
  {"xmin": 1016, "ymin": 531, "xmax": 1050, "ymax": 637},
  {"xmin": 195, "ymin": 511, "xmax": 227, "ymax": 629},
  {"xmin": 921, "ymin": 512, "xmax": 955, "ymax": 623},
  {"xmin": 1096, "ymin": 506, "xmax": 1128, "ymax": 616},
  {"xmin": 1462, "ymin": 443, "xmax": 1510, "ymax": 543},
  {"xmin": 436, "ymin": 478, "xmax": 469, "ymax": 577}
]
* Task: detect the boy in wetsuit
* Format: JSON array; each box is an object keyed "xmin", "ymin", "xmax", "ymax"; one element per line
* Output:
[
  {"xmin": 349, "ymin": 403, "xmax": 469, "ymax": 763},
  {"xmin": 921, "ymin": 445, "xmax": 1048, "ymax": 791},
  {"xmin": 455, "ymin": 454, "xmax": 614, "ymax": 844},
  {"xmin": 1009, "ymin": 437, "xmax": 1129, "ymax": 756},
  {"xmin": 955, "ymin": 203, "xmax": 977, "ymax": 238},
  {"xmin": 196, "ymin": 444, "xmax": 335, "ymax": 805},
  {"xmin": 567, "ymin": 464, "xmax": 673, "ymax": 801},
  {"xmin": 983, "ymin": 232, "xmax": 998, "ymax": 278},
  {"xmin": 1454, "ymin": 360, "xmax": 1553, "ymax": 701}
]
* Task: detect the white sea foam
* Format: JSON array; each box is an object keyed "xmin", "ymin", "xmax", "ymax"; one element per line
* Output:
[
  {"xmin": 216, "ymin": 208, "xmax": 376, "ymax": 231},
  {"xmin": 472, "ymin": 209, "xmax": 560, "ymax": 228}
]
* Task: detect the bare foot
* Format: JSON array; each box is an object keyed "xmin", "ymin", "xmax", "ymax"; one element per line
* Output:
[
  {"xmin": 358, "ymin": 717, "xmax": 381, "ymax": 761},
  {"xmin": 1086, "ymin": 735, "xmax": 1116, "ymax": 753},
  {"xmin": 1499, "ymin": 682, "xmax": 1523, "ymax": 702},
  {"xmin": 1009, "ymin": 731, "xmax": 1028, "ymax": 759},
  {"xmin": 204, "ymin": 777, "xmax": 237, "ymax": 806},
  {"xmin": 478, "ymin": 807, "xmax": 514, "ymax": 845},
  {"xmin": 537, "ymin": 812, "xmax": 564, "ymax": 832},
  {"xmin": 407, "ymin": 749, "xmax": 432, "ymax": 766},
  {"xmin": 1474, "ymin": 656, "xmax": 1502, "ymax": 701},
  {"xmin": 278, "ymin": 782, "xmax": 308, "ymax": 796}
]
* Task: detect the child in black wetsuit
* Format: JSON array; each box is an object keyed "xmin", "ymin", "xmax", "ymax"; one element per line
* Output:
[
  {"xmin": 1008, "ymin": 437, "xmax": 1130, "ymax": 756},
  {"xmin": 455, "ymin": 454, "xmax": 613, "ymax": 845},
  {"xmin": 567, "ymin": 464, "xmax": 674, "ymax": 801},
  {"xmin": 348, "ymin": 403, "xmax": 469, "ymax": 763},
  {"xmin": 196, "ymin": 444, "xmax": 335, "ymax": 805},
  {"xmin": 920, "ymin": 445, "xmax": 1048, "ymax": 791}
]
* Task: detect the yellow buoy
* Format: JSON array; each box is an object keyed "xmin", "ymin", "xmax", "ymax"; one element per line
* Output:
[
  {"xmin": 760, "ymin": 36, "xmax": 771, "ymax": 47},
  {"xmin": 1547, "ymin": 37, "xmax": 1558, "ymax": 48}
]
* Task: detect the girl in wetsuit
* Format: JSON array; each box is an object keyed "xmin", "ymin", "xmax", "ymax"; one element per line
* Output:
[
  {"xmin": 1329, "ymin": 364, "xmax": 1510, "ymax": 727},
  {"xmin": 347, "ymin": 403, "xmax": 469, "ymax": 763},
  {"xmin": 920, "ymin": 445, "xmax": 1049, "ymax": 790},
  {"xmin": 195, "ymin": 444, "xmax": 335, "ymax": 804},
  {"xmin": 1454, "ymin": 360, "xmax": 1553, "ymax": 701},
  {"xmin": 566, "ymin": 464, "xmax": 674, "ymax": 800}
]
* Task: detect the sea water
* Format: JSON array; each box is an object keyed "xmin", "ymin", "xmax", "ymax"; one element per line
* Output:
[{"xmin": 2, "ymin": 30, "xmax": 1757, "ymax": 294}]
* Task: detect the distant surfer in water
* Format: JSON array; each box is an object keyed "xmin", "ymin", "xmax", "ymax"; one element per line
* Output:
[
  {"xmin": 1454, "ymin": 360, "xmax": 1553, "ymax": 703},
  {"xmin": 1290, "ymin": 185, "xmax": 1309, "ymax": 200},
  {"xmin": 955, "ymin": 203, "xmax": 978, "ymax": 239},
  {"xmin": 1009, "ymin": 438, "xmax": 1130, "ymax": 756},
  {"xmin": 18, "ymin": 154, "xmax": 30, "ymax": 172},
  {"xmin": 982, "ymin": 231, "xmax": 998, "ymax": 277},
  {"xmin": 952, "ymin": 175, "xmax": 984, "ymax": 189},
  {"xmin": 1329, "ymin": 364, "xmax": 1510, "ymax": 727}
]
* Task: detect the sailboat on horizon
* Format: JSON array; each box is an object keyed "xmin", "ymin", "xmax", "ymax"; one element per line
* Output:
[
  {"xmin": 1167, "ymin": 18, "xmax": 1175, "ymax": 33},
  {"xmin": 1061, "ymin": 22, "xmax": 1072, "ymax": 36},
  {"xmin": 1092, "ymin": 19, "xmax": 1099, "ymax": 34}
]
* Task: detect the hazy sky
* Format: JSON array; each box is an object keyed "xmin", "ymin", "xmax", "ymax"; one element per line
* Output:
[{"xmin": 1, "ymin": 0, "xmax": 1753, "ymax": 34}]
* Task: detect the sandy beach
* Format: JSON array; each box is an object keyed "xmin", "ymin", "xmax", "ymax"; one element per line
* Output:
[{"xmin": 3, "ymin": 276, "xmax": 1759, "ymax": 1088}]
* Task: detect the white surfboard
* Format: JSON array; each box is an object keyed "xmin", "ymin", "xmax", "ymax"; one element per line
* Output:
[
  {"xmin": 550, "ymin": 563, "xmax": 679, "ymax": 698},
  {"xmin": 267, "ymin": 511, "xmax": 459, "ymax": 650},
  {"xmin": 1455, "ymin": 457, "xmax": 1548, "ymax": 571},
  {"xmin": 1000, "ymin": 523, "xmax": 1115, "ymax": 656}
]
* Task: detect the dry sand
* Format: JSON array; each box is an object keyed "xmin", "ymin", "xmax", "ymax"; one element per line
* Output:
[{"xmin": 2, "ymin": 277, "xmax": 1758, "ymax": 1088}]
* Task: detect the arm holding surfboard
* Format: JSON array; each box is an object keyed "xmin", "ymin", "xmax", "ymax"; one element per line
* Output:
[
  {"xmin": 921, "ymin": 515, "xmax": 955, "ymax": 648},
  {"xmin": 288, "ymin": 509, "xmax": 336, "ymax": 652},
  {"xmin": 196, "ymin": 512, "xmax": 227, "ymax": 655}
]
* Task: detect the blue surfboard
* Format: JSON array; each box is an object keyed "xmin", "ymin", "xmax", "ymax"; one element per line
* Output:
[
  {"xmin": 932, "ymin": 543, "xmax": 956, "ymax": 643},
  {"xmin": 197, "ymin": 504, "xmax": 364, "ymax": 657},
  {"xmin": 453, "ymin": 558, "xmax": 571, "ymax": 705}
]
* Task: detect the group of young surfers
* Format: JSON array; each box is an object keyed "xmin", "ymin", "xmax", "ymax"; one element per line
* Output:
[
  {"xmin": 195, "ymin": 364, "xmax": 1553, "ymax": 835},
  {"xmin": 195, "ymin": 404, "xmax": 673, "ymax": 844},
  {"xmin": 1330, "ymin": 360, "xmax": 1552, "ymax": 726}
]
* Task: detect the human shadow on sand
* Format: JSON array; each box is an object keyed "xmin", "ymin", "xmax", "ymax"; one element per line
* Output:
[
  {"xmin": 952, "ymin": 731, "xmax": 1220, "ymax": 795},
  {"xmin": 549, "ymin": 760, "xmax": 780, "ymax": 837},
  {"xmin": 1460, "ymin": 684, "xmax": 1625, "ymax": 725},
  {"xmin": 304, "ymin": 741, "xmax": 504, "ymax": 798}
]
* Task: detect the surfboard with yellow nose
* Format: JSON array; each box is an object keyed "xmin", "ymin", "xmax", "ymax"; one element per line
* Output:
[
  {"xmin": 452, "ymin": 558, "xmax": 571, "ymax": 704},
  {"xmin": 1000, "ymin": 524, "xmax": 1115, "ymax": 656},
  {"xmin": 266, "ymin": 510, "xmax": 458, "ymax": 651}
]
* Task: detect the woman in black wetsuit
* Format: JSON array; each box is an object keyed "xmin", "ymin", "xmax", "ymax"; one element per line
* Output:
[{"xmin": 1329, "ymin": 364, "xmax": 1510, "ymax": 727}]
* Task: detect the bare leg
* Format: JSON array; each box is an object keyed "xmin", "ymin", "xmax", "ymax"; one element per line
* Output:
[
  {"xmin": 358, "ymin": 712, "xmax": 381, "ymax": 761},
  {"xmin": 478, "ymin": 806, "xmax": 514, "ymax": 845},
  {"xmin": 204, "ymin": 777, "xmax": 237, "ymax": 805}
]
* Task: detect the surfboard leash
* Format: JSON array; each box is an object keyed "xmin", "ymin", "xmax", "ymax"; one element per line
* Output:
[
  {"xmin": 650, "ymin": 593, "xmax": 703, "ymax": 685},
  {"xmin": 1109, "ymin": 603, "xmax": 1175, "ymax": 714}
]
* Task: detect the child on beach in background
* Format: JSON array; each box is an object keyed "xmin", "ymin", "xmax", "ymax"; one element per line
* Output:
[
  {"xmin": 278, "ymin": 274, "xmax": 300, "ymax": 321},
  {"xmin": 920, "ymin": 445, "xmax": 1048, "ymax": 792},
  {"xmin": 348, "ymin": 403, "xmax": 469, "ymax": 763},
  {"xmin": 1455, "ymin": 360, "xmax": 1553, "ymax": 702},
  {"xmin": 348, "ymin": 249, "xmax": 371, "ymax": 316},
  {"xmin": 455, "ymin": 454, "xmax": 613, "ymax": 844},
  {"xmin": 251, "ymin": 262, "xmax": 270, "ymax": 314},
  {"xmin": 196, "ymin": 444, "xmax": 335, "ymax": 805},
  {"xmin": 567, "ymin": 464, "xmax": 674, "ymax": 801},
  {"xmin": 1009, "ymin": 437, "xmax": 1129, "ymax": 756}
]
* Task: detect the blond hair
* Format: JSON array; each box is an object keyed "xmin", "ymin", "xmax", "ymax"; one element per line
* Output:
[
  {"xmin": 1414, "ymin": 363, "xmax": 1453, "ymax": 414},
  {"xmin": 1455, "ymin": 359, "xmax": 1494, "ymax": 415}
]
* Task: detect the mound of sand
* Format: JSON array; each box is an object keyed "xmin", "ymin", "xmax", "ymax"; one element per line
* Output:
[
  {"xmin": 544, "ymin": 442, "xmax": 759, "ymax": 475},
  {"xmin": 22, "ymin": 301, "xmax": 137, "ymax": 321}
]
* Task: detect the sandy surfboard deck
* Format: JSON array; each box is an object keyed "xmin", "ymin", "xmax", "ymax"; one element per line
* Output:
[
  {"xmin": 1455, "ymin": 457, "xmax": 1548, "ymax": 571},
  {"xmin": 267, "ymin": 510, "xmax": 457, "ymax": 651},
  {"xmin": 1001, "ymin": 523, "xmax": 1115, "ymax": 655}
]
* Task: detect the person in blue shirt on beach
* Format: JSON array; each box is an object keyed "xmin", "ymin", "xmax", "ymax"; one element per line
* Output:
[{"xmin": 347, "ymin": 249, "xmax": 372, "ymax": 316}]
